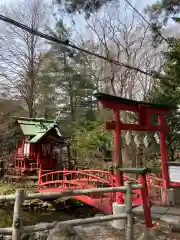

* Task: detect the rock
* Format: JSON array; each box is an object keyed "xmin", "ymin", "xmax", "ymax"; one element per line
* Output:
[
  {"xmin": 34, "ymin": 206, "xmax": 38, "ymax": 212},
  {"xmin": 47, "ymin": 223, "xmax": 83, "ymax": 240},
  {"xmin": 21, "ymin": 223, "xmax": 49, "ymax": 240},
  {"xmin": 42, "ymin": 202, "xmax": 48, "ymax": 208},
  {"xmin": 23, "ymin": 200, "xmax": 31, "ymax": 206},
  {"xmin": 95, "ymin": 214, "xmax": 104, "ymax": 217},
  {"xmin": 30, "ymin": 199, "xmax": 43, "ymax": 205},
  {"xmin": 42, "ymin": 201, "xmax": 53, "ymax": 210},
  {"xmin": 26, "ymin": 231, "xmax": 49, "ymax": 240}
]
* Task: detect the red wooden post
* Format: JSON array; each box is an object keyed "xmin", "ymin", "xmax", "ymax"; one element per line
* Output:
[
  {"xmin": 147, "ymin": 175, "xmax": 151, "ymax": 199},
  {"xmin": 15, "ymin": 144, "xmax": 18, "ymax": 157},
  {"xmin": 113, "ymin": 109, "xmax": 124, "ymax": 204},
  {"xmin": 63, "ymin": 168, "xmax": 66, "ymax": 187},
  {"xmin": 38, "ymin": 165, "xmax": 42, "ymax": 191},
  {"xmin": 158, "ymin": 115, "xmax": 169, "ymax": 199},
  {"xmin": 21, "ymin": 137, "xmax": 24, "ymax": 157},
  {"xmin": 29, "ymin": 144, "xmax": 32, "ymax": 159},
  {"xmin": 139, "ymin": 173, "xmax": 153, "ymax": 228}
]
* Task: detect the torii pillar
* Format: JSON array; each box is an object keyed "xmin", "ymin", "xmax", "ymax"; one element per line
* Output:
[{"xmin": 95, "ymin": 93, "xmax": 173, "ymax": 228}]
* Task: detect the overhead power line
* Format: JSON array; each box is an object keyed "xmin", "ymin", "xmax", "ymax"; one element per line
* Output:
[{"xmin": 0, "ymin": 14, "xmax": 170, "ymax": 81}]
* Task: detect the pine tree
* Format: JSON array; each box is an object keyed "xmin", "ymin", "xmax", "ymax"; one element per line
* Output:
[
  {"xmin": 35, "ymin": 54, "xmax": 58, "ymax": 119},
  {"xmin": 42, "ymin": 20, "xmax": 96, "ymax": 127},
  {"xmin": 150, "ymin": 38, "xmax": 180, "ymax": 161},
  {"xmin": 56, "ymin": 0, "xmax": 112, "ymax": 17}
]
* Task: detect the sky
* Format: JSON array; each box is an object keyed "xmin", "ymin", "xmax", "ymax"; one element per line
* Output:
[
  {"xmin": 0, "ymin": 0, "xmax": 158, "ymax": 27},
  {"xmin": 0, "ymin": 0, "xmax": 158, "ymax": 42},
  {"xmin": 0, "ymin": 0, "xmax": 156, "ymax": 3},
  {"xmin": 0, "ymin": 0, "xmax": 176, "ymax": 41},
  {"xmin": 0, "ymin": 0, "xmax": 157, "ymax": 10}
]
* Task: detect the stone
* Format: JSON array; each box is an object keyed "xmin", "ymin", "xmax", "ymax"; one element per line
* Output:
[
  {"xmin": 42, "ymin": 202, "xmax": 48, "ymax": 208},
  {"xmin": 47, "ymin": 223, "xmax": 83, "ymax": 240},
  {"xmin": 21, "ymin": 223, "xmax": 49, "ymax": 240},
  {"xmin": 42, "ymin": 202, "xmax": 53, "ymax": 209},
  {"xmin": 23, "ymin": 200, "xmax": 31, "ymax": 206},
  {"xmin": 160, "ymin": 215, "xmax": 180, "ymax": 224}
]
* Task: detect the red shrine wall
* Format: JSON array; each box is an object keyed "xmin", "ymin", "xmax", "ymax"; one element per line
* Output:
[{"xmin": 38, "ymin": 138, "xmax": 56, "ymax": 169}]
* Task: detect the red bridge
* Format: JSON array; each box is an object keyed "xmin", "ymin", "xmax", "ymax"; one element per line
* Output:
[{"xmin": 38, "ymin": 169, "xmax": 166, "ymax": 214}]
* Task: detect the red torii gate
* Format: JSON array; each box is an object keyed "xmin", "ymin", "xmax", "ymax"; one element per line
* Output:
[{"xmin": 95, "ymin": 93, "xmax": 174, "ymax": 204}]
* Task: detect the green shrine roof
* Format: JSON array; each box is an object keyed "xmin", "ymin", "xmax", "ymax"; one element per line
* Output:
[{"xmin": 14, "ymin": 117, "xmax": 62, "ymax": 143}]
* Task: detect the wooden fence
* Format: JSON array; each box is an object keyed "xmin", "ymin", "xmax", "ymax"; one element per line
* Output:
[{"xmin": 0, "ymin": 182, "xmax": 142, "ymax": 240}]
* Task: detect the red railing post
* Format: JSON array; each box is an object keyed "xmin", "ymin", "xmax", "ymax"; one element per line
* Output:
[
  {"xmin": 163, "ymin": 179, "xmax": 167, "ymax": 204},
  {"xmin": 38, "ymin": 165, "xmax": 42, "ymax": 192},
  {"xmin": 22, "ymin": 137, "xmax": 24, "ymax": 157},
  {"xmin": 15, "ymin": 144, "xmax": 18, "ymax": 159},
  {"xmin": 147, "ymin": 175, "xmax": 151, "ymax": 200},
  {"xmin": 63, "ymin": 168, "xmax": 66, "ymax": 187},
  {"xmin": 158, "ymin": 115, "xmax": 169, "ymax": 202},
  {"xmin": 139, "ymin": 173, "xmax": 153, "ymax": 228}
]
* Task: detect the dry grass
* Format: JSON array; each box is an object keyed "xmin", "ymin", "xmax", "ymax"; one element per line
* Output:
[{"xmin": 0, "ymin": 181, "xmax": 37, "ymax": 195}]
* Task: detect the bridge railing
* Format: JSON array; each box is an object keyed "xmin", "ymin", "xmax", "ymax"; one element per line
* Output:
[
  {"xmin": 118, "ymin": 168, "xmax": 167, "ymax": 205},
  {"xmin": 15, "ymin": 159, "xmax": 38, "ymax": 171},
  {"xmin": 147, "ymin": 175, "xmax": 167, "ymax": 205},
  {"xmin": 38, "ymin": 169, "xmax": 139, "ymax": 190},
  {"xmin": 0, "ymin": 182, "xmax": 148, "ymax": 240},
  {"xmin": 39, "ymin": 169, "xmax": 115, "ymax": 188}
]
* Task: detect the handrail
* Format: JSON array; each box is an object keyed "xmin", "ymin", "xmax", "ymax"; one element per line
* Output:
[
  {"xmin": 40, "ymin": 169, "xmax": 114, "ymax": 177},
  {"xmin": 40, "ymin": 169, "xmax": 139, "ymax": 185},
  {"xmin": 0, "ymin": 185, "xmax": 143, "ymax": 201},
  {"xmin": 40, "ymin": 178, "xmax": 110, "ymax": 187},
  {"xmin": 40, "ymin": 171, "xmax": 114, "ymax": 186},
  {"xmin": 0, "ymin": 182, "xmax": 144, "ymax": 240},
  {"xmin": 118, "ymin": 167, "xmax": 152, "ymax": 174}
]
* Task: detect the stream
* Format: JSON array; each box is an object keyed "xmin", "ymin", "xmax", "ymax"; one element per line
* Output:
[{"xmin": 0, "ymin": 200, "xmax": 100, "ymax": 228}]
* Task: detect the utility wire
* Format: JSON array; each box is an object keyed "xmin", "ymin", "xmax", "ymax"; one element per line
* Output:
[
  {"xmin": 124, "ymin": 0, "xmax": 170, "ymax": 46},
  {"xmin": 0, "ymin": 14, "xmax": 170, "ymax": 81}
]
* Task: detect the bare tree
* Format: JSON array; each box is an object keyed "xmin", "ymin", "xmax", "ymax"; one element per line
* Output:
[
  {"xmin": 0, "ymin": 0, "xmax": 50, "ymax": 117},
  {"xmin": 72, "ymin": 0, "xmax": 165, "ymax": 101},
  {"xmin": 69, "ymin": 1, "xmax": 167, "ymax": 168}
]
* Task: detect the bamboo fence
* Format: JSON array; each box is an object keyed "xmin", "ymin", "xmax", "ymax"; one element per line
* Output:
[{"xmin": 0, "ymin": 182, "xmax": 142, "ymax": 240}]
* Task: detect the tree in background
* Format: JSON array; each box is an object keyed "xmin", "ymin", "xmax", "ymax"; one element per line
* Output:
[
  {"xmin": 0, "ymin": 0, "xmax": 49, "ymax": 117},
  {"xmin": 146, "ymin": 0, "xmax": 180, "ymax": 160},
  {"xmin": 145, "ymin": 0, "xmax": 180, "ymax": 43},
  {"xmin": 35, "ymin": 53, "xmax": 58, "ymax": 119},
  {"xmin": 146, "ymin": 0, "xmax": 180, "ymax": 25},
  {"xmin": 69, "ymin": 1, "xmax": 166, "ymax": 167},
  {"xmin": 149, "ymin": 38, "xmax": 180, "ymax": 161},
  {"xmin": 0, "ymin": 0, "xmax": 56, "ymax": 168},
  {"xmin": 56, "ymin": 0, "xmax": 113, "ymax": 17},
  {"xmin": 42, "ymin": 19, "xmax": 96, "ymax": 126},
  {"xmin": 81, "ymin": 1, "xmax": 164, "ymax": 99}
]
